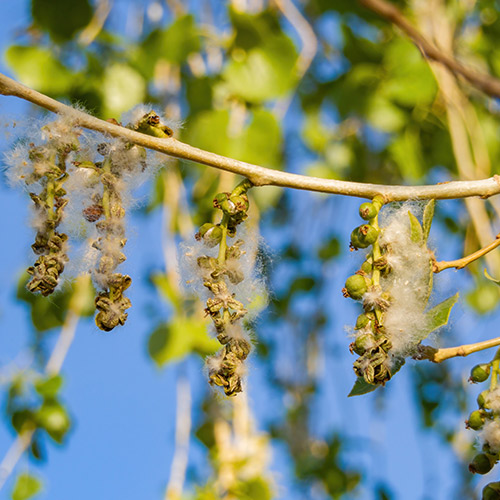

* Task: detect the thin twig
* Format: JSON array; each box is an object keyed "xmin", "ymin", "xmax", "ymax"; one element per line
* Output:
[
  {"xmin": 165, "ymin": 375, "xmax": 191, "ymax": 500},
  {"xmin": 0, "ymin": 275, "xmax": 90, "ymax": 491},
  {"xmin": 358, "ymin": 0, "xmax": 500, "ymax": 99},
  {"xmin": 273, "ymin": 0, "xmax": 318, "ymax": 118},
  {"xmin": 417, "ymin": 337, "xmax": 500, "ymax": 363},
  {"xmin": 1, "ymin": 73, "xmax": 500, "ymax": 201},
  {"xmin": 78, "ymin": 0, "xmax": 113, "ymax": 46},
  {"xmin": 433, "ymin": 233, "xmax": 500, "ymax": 272}
]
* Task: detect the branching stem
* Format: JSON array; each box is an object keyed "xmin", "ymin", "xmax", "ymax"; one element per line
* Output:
[
  {"xmin": 358, "ymin": 0, "xmax": 500, "ymax": 99},
  {"xmin": 433, "ymin": 233, "xmax": 500, "ymax": 273},
  {"xmin": 417, "ymin": 337, "xmax": 500, "ymax": 363}
]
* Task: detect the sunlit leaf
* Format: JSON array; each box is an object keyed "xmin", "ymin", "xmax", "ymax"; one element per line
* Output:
[
  {"xmin": 34, "ymin": 375, "xmax": 63, "ymax": 400},
  {"xmin": 422, "ymin": 293, "xmax": 459, "ymax": 339},
  {"xmin": 147, "ymin": 317, "xmax": 219, "ymax": 367},
  {"xmin": 101, "ymin": 64, "xmax": 146, "ymax": 118},
  {"xmin": 5, "ymin": 46, "xmax": 74, "ymax": 95},
  {"xmin": 408, "ymin": 211, "xmax": 423, "ymax": 244},
  {"xmin": 423, "ymin": 199, "xmax": 435, "ymax": 242},
  {"xmin": 11, "ymin": 473, "xmax": 42, "ymax": 500}
]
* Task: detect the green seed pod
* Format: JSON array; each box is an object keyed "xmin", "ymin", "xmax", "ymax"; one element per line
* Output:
[
  {"xmin": 478, "ymin": 390, "xmax": 490, "ymax": 409},
  {"xmin": 361, "ymin": 260, "xmax": 373, "ymax": 274},
  {"xmin": 351, "ymin": 226, "xmax": 378, "ymax": 249},
  {"xmin": 470, "ymin": 364, "xmax": 491, "ymax": 384},
  {"xmin": 467, "ymin": 410, "xmax": 486, "ymax": 430},
  {"xmin": 355, "ymin": 313, "xmax": 370, "ymax": 330},
  {"xmin": 359, "ymin": 202, "xmax": 379, "ymax": 220},
  {"xmin": 353, "ymin": 333, "xmax": 375, "ymax": 356},
  {"xmin": 469, "ymin": 453, "xmax": 495, "ymax": 475},
  {"xmin": 350, "ymin": 229, "xmax": 363, "ymax": 249},
  {"xmin": 344, "ymin": 275, "xmax": 368, "ymax": 300},
  {"xmin": 196, "ymin": 224, "xmax": 222, "ymax": 247},
  {"xmin": 483, "ymin": 482, "xmax": 500, "ymax": 500}
]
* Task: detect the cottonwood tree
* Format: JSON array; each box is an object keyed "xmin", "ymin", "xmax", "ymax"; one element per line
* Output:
[{"xmin": 2, "ymin": 0, "xmax": 500, "ymax": 499}]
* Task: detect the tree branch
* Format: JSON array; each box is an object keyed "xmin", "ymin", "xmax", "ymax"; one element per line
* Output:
[
  {"xmin": 1, "ymin": 72, "xmax": 500, "ymax": 200},
  {"xmin": 358, "ymin": 0, "xmax": 500, "ymax": 99},
  {"xmin": 433, "ymin": 233, "xmax": 500, "ymax": 272},
  {"xmin": 416, "ymin": 337, "xmax": 500, "ymax": 363}
]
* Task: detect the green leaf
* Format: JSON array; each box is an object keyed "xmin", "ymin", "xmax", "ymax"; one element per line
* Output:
[
  {"xmin": 147, "ymin": 317, "xmax": 219, "ymax": 367},
  {"xmin": 101, "ymin": 63, "xmax": 146, "ymax": 118},
  {"xmin": 348, "ymin": 377, "xmax": 378, "ymax": 397},
  {"xmin": 408, "ymin": 211, "xmax": 423, "ymax": 244},
  {"xmin": 151, "ymin": 274, "xmax": 182, "ymax": 313},
  {"xmin": 34, "ymin": 375, "xmax": 63, "ymax": 400},
  {"xmin": 423, "ymin": 199, "xmax": 435, "ymax": 242},
  {"xmin": 423, "ymin": 293, "xmax": 459, "ymax": 338},
  {"xmin": 185, "ymin": 109, "xmax": 282, "ymax": 168},
  {"xmin": 32, "ymin": 0, "xmax": 92, "ymax": 42},
  {"xmin": 11, "ymin": 473, "xmax": 42, "ymax": 500},
  {"xmin": 484, "ymin": 269, "xmax": 500, "ymax": 285},
  {"xmin": 5, "ymin": 46, "xmax": 74, "ymax": 96},
  {"xmin": 223, "ymin": 9, "xmax": 298, "ymax": 102},
  {"xmin": 389, "ymin": 127, "xmax": 425, "ymax": 181},
  {"xmin": 134, "ymin": 15, "xmax": 201, "ymax": 77},
  {"xmin": 36, "ymin": 402, "xmax": 71, "ymax": 444},
  {"xmin": 466, "ymin": 282, "xmax": 500, "ymax": 314}
]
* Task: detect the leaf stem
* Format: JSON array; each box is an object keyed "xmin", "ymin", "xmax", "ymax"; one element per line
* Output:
[{"xmin": 217, "ymin": 214, "xmax": 229, "ymax": 266}]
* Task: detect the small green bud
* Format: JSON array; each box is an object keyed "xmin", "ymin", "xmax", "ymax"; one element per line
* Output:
[
  {"xmin": 466, "ymin": 410, "xmax": 486, "ymax": 430},
  {"xmin": 355, "ymin": 313, "xmax": 370, "ymax": 330},
  {"xmin": 483, "ymin": 482, "xmax": 500, "ymax": 500},
  {"xmin": 195, "ymin": 224, "xmax": 223, "ymax": 247},
  {"xmin": 470, "ymin": 364, "xmax": 491, "ymax": 384},
  {"xmin": 359, "ymin": 202, "xmax": 379, "ymax": 220},
  {"xmin": 469, "ymin": 453, "xmax": 495, "ymax": 475},
  {"xmin": 361, "ymin": 260, "xmax": 373, "ymax": 274},
  {"xmin": 478, "ymin": 390, "xmax": 490, "ymax": 409},
  {"xmin": 353, "ymin": 333, "xmax": 375, "ymax": 355},
  {"xmin": 351, "ymin": 225, "xmax": 379, "ymax": 249},
  {"xmin": 343, "ymin": 275, "xmax": 368, "ymax": 300}
]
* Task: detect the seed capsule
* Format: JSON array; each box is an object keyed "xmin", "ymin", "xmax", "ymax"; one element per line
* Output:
[
  {"xmin": 470, "ymin": 364, "xmax": 491, "ymax": 384},
  {"xmin": 469, "ymin": 453, "xmax": 495, "ymax": 475},
  {"xmin": 359, "ymin": 202, "xmax": 379, "ymax": 220},
  {"xmin": 353, "ymin": 333, "xmax": 375, "ymax": 356},
  {"xmin": 350, "ymin": 225, "xmax": 379, "ymax": 249},
  {"xmin": 343, "ymin": 275, "xmax": 368, "ymax": 300},
  {"xmin": 478, "ymin": 390, "xmax": 490, "ymax": 409},
  {"xmin": 483, "ymin": 482, "xmax": 500, "ymax": 500},
  {"xmin": 466, "ymin": 410, "xmax": 485, "ymax": 430},
  {"xmin": 355, "ymin": 313, "xmax": 370, "ymax": 330}
]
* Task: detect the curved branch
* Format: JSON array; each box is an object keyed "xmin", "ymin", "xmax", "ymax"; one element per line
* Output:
[
  {"xmin": 1, "ymin": 72, "xmax": 500, "ymax": 200},
  {"xmin": 358, "ymin": 0, "xmax": 500, "ymax": 99},
  {"xmin": 433, "ymin": 233, "xmax": 500, "ymax": 273},
  {"xmin": 416, "ymin": 337, "xmax": 500, "ymax": 363}
]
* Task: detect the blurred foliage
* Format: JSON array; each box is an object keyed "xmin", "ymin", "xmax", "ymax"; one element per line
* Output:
[{"xmin": 4, "ymin": 0, "xmax": 500, "ymax": 499}]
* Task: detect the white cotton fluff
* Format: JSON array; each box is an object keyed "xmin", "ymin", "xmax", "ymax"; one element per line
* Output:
[
  {"xmin": 178, "ymin": 226, "xmax": 268, "ymax": 320},
  {"xmin": 480, "ymin": 419, "xmax": 500, "ymax": 453},
  {"xmin": 377, "ymin": 203, "xmax": 434, "ymax": 356},
  {"xmin": 486, "ymin": 388, "xmax": 500, "ymax": 413}
]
